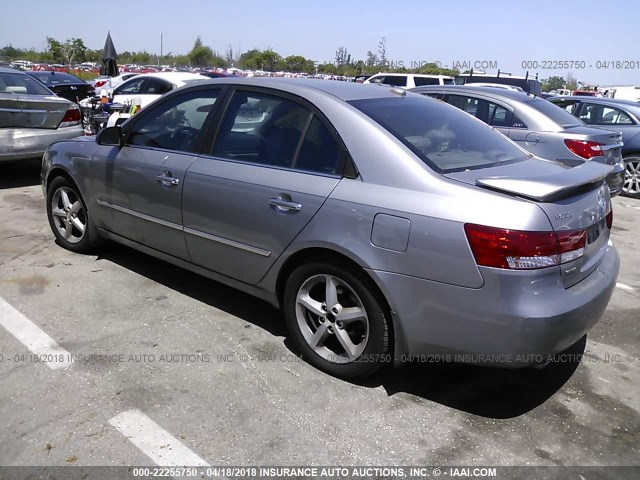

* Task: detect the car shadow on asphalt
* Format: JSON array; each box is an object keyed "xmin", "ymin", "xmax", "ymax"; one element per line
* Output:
[
  {"xmin": 96, "ymin": 244, "xmax": 287, "ymax": 338},
  {"xmin": 0, "ymin": 159, "xmax": 42, "ymax": 189},
  {"xmin": 362, "ymin": 335, "xmax": 586, "ymax": 419},
  {"xmin": 97, "ymin": 243, "xmax": 585, "ymax": 419}
]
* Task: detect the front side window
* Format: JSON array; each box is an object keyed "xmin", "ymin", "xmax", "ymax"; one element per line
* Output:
[
  {"xmin": 581, "ymin": 103, "xmax": 634, "ymax": 125},
  {"xmin": 350, "ymin": 96, "xmax": 529, "ymax": 173},
  {"xmin": 114, "ymin": 77, "xmax": 146, "ymax": 95},
  {"xmin": 126, "ymin": 89, "xmax": 220, "ymax": 153}
]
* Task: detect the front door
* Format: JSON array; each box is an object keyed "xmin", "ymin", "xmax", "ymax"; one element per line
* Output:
[{"xmin": 92, "ymin": 88, "xmax": 222, "ymax": 260}]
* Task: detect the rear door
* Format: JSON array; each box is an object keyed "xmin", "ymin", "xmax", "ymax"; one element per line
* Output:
[{"xmin": 182, "ymin": 88, "xmax": 344, "ymax": 284}]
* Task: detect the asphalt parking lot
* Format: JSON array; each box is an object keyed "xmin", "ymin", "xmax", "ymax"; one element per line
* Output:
[{"xmin": 0, "ymin": 160, "xmax": 638, "ymax": 472}]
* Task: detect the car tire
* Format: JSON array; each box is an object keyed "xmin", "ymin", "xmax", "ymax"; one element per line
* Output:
[
  {"xmin": 622, "ymin": 156, "xmax": 640, "ymax": 199},
  {"xmin": 283, "ymin": 261, "xmax": 389, "ymax": 380},
  {"xmin": 46, "ymin": 176, "xmax": 100, "ymax": 253}
]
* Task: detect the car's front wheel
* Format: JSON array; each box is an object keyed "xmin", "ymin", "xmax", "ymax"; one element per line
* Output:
[
  {"xmin": 622, "ymin": 156, "xmax": 640, "ymax": 199},
  {"xmin": 283, "ymin": 262, "xmax": 389, "ymax": 380},
  {"xmin": 46, "ymin": 176, "xmax": 99, "ymax": 253}
]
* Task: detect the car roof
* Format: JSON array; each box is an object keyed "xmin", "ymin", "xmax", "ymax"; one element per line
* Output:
[
  {"xmin": 371, "ymin": 72, "xmax": 453, "ymax": 78},
  {"xmin": 409, "ymin": 84, "xmax": 538, "ymax": 101},
  {"xmin": 551, "ymin": 96, "xmax": 640, "ymax": 107},
  {"xmin": 191, "ymin": 77, "xmax": 423, "ymax": 101},
  {"xmin": 0, "ymin": 66, "xmax": 26, "ymax": 74}
]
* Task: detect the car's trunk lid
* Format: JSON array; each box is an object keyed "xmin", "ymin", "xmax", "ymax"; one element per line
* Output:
[
  {"xmin": 563, "ymin": 125, "xmax": 623, "ymax": 166},
  {"xmin": 0, "ymin": 94, "xmax": 68, "ymax": 129},
  {"xmin": 49, "ymin": 84, "xmax": 94, "ymax": 103},
  {"xmin": 447, "ymin": 159, "xmax": 613, "ymax": 288}
]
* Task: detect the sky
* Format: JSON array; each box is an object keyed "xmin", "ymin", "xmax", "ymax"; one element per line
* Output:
[{"xmin": 2, "ymin": 0, "xmax": 639, "ymax": 86}]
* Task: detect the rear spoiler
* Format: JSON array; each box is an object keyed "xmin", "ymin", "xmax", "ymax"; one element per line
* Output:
[{"xmin": 475, "ymin": 161, "xmax": 612, "ymax": 202}]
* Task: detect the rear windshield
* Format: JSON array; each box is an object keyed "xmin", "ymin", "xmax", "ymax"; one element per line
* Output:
[
  {"xmin": 0, "ymin": 72, "xmax": 52, "ymax": 95},
  {"xmin": 29, "ymin": 72, "xmax": 84, "ymax": 85},
  {"xmin": 349, "ymin": 95, "xmax": 529, "ymax": 173},
  {"xmin": 526, "ymin": 98, "xmax": 583, "ymax": 127}
]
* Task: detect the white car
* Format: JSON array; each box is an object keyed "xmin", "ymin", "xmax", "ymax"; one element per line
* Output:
[
  {"xmin": 109, "ymin": 72, "xmax": 206, "ymax": 109},
  {"xmin": 364, "ymin": 73, "xmax": 455, "ymax": 88},
  {"xmin": 91, "ymin": 73, "xmax": 141, "ymax": 95}
]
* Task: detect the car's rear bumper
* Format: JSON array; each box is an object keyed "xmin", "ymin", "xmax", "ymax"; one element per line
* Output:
[
  {"xmin": 369, "ymin": 242, "xmax": 619, "ymax": 367},
  {"xmin": 0, "ymin": 126, "xmax": 83, "ymax": 162},
  {"xmin": 606, "ymin": 159, "xmax": 625, "ymax": 197}
]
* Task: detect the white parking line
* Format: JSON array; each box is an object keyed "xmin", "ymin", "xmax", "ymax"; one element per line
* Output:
[
  {"xmin": 109, "ymin": 409, "xmax": 210, "ymax": 467},
  {"xmin": 0, "ymin": 296, "xmax": 73, "ymax": 370},
  {"xmin": 616, "ymin": 282, "xmax": 636, "ymax": 293}
]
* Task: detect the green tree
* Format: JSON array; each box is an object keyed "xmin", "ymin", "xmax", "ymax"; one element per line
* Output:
[
  {"xmin": 542, "ymin": 76, "xmax": 566, "ymax": 92},
  {"xmin": 46, "ymin": 37, "xmax": 64, "ymax": 63},
  {"xmin": 63, "ymin": 38, "xmax": 87, "ymax": 64},
  {"xmin": 335, "ymin": 46, "xmax": 351, "ymax": 67},
  {"xmin": 188, "ymin": 36, "xmax": 214, "ymax": 66}
]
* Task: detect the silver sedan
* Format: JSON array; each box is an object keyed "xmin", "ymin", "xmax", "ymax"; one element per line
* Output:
[
  {"xmin": 0, "ymin": 67, "xmax": 83, "ymax": 162},
  {"xmin": 41, "ymin": 78, "xmax": 619, "ymax": 379}
]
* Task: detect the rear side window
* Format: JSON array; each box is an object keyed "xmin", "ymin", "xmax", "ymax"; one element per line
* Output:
[
  {"xmin": 350, "ymin": 96, "xmax": 528, "ymax": 173},
  {"xmin": 382, "ymin": 76, "xmax": 407, "ymax": 87},
  {"xmin": 414, "ymin": 77, "xmax": 440, "ymax": 86},
  {"xmin": 143, "ymin": 78, "xmax": 173, "ymax": 95}
]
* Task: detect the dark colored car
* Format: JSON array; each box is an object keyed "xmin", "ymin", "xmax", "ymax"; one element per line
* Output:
[
  {"xmin": 27, "ymin": 71, "xmax": 94, "ymax": 103},
  {"xmin": 411, "ymin": 85, "xmax": 625, "ymax": 197},
  {"xmin": 549, "ymin": 96, "xmax": 640, "ymax": 198}
]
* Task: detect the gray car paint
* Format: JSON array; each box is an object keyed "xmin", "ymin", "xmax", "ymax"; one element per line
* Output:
[{"xmin": 42, "ymin": 78, "xmax": 619, "ymax": 366}]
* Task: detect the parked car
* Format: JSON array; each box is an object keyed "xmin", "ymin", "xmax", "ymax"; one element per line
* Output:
[
  {"xmin": 364, "ymin": 73, "xmax": 454, "ymax": 88},
  {"xmin": 0, "ymin": 67, "xmax": 82, "ymax": 162},
  {"xmin": 411, "ymin": 85, "xmax": 625, "ymax": 196},
  {"xmin": 91, "ymin": 72, "xmax": 141, "ymax": 95},
  {"xmin": 26, "ymin": 71, "xmax": 94, "ymax": 103},
  {"xmin": 42, "ymin": 79, "xmax": 618, "ymax": 380},
  {"xmin": 109, "ymin": 72, "xmax": 206, "ymax": 109},
  {"xmin": 549, "ymin": 96, "xmax": 640, "ymax": 198}
]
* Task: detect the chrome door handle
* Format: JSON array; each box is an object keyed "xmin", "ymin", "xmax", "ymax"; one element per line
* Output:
[
  {"xmin": 269, "ymin": 198, "xmax": 302, "ymax": 212},
  {"xmin": 156, "ymin": 173, "xmax": 180, "ymax": 186}
]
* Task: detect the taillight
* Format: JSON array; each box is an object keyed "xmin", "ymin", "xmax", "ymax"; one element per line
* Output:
[
  {"xmin": 59, "ymin": 105, "xmax": 81, "ymax": 127},
  {"xmin": 564, "ymin": 139, "xmax": 603, "ymax": 159},
  {"xmin": 464, "ymin": 224, "xmax": 587, "ymax": 270},
  {"xmin": 606, "ymin": 207, "xmax": 613, "ymax": 229},
  {"xmin": 94, "ymin": 80, "xmax": 107, "ymax": 89}
]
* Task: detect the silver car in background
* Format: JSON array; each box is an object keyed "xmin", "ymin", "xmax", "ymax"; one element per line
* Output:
[
  {"xmin": 411, "ymin": 85, "xmax": 625, "ymax": 196},
  {"xmin": 41, "ymin": 79, "xmax": 619, "ymax": 380},
  {"xmin": 0, "ymin": 67, "xmax": 83, "ymax": 162}
]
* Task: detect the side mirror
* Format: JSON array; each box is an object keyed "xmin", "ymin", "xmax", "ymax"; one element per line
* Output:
[{"xmin": 96, "ymin": 126, "xmax": 123, "ymax": 147}]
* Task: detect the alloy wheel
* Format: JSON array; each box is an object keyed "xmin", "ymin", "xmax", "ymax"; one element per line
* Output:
[
  {"xmin": 295, "ymin": 274, "xmax": 369, "ymax": 363},
  {"xmin": 51, "ymin": 187, "xmax": 87, "ymax": 244}
]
